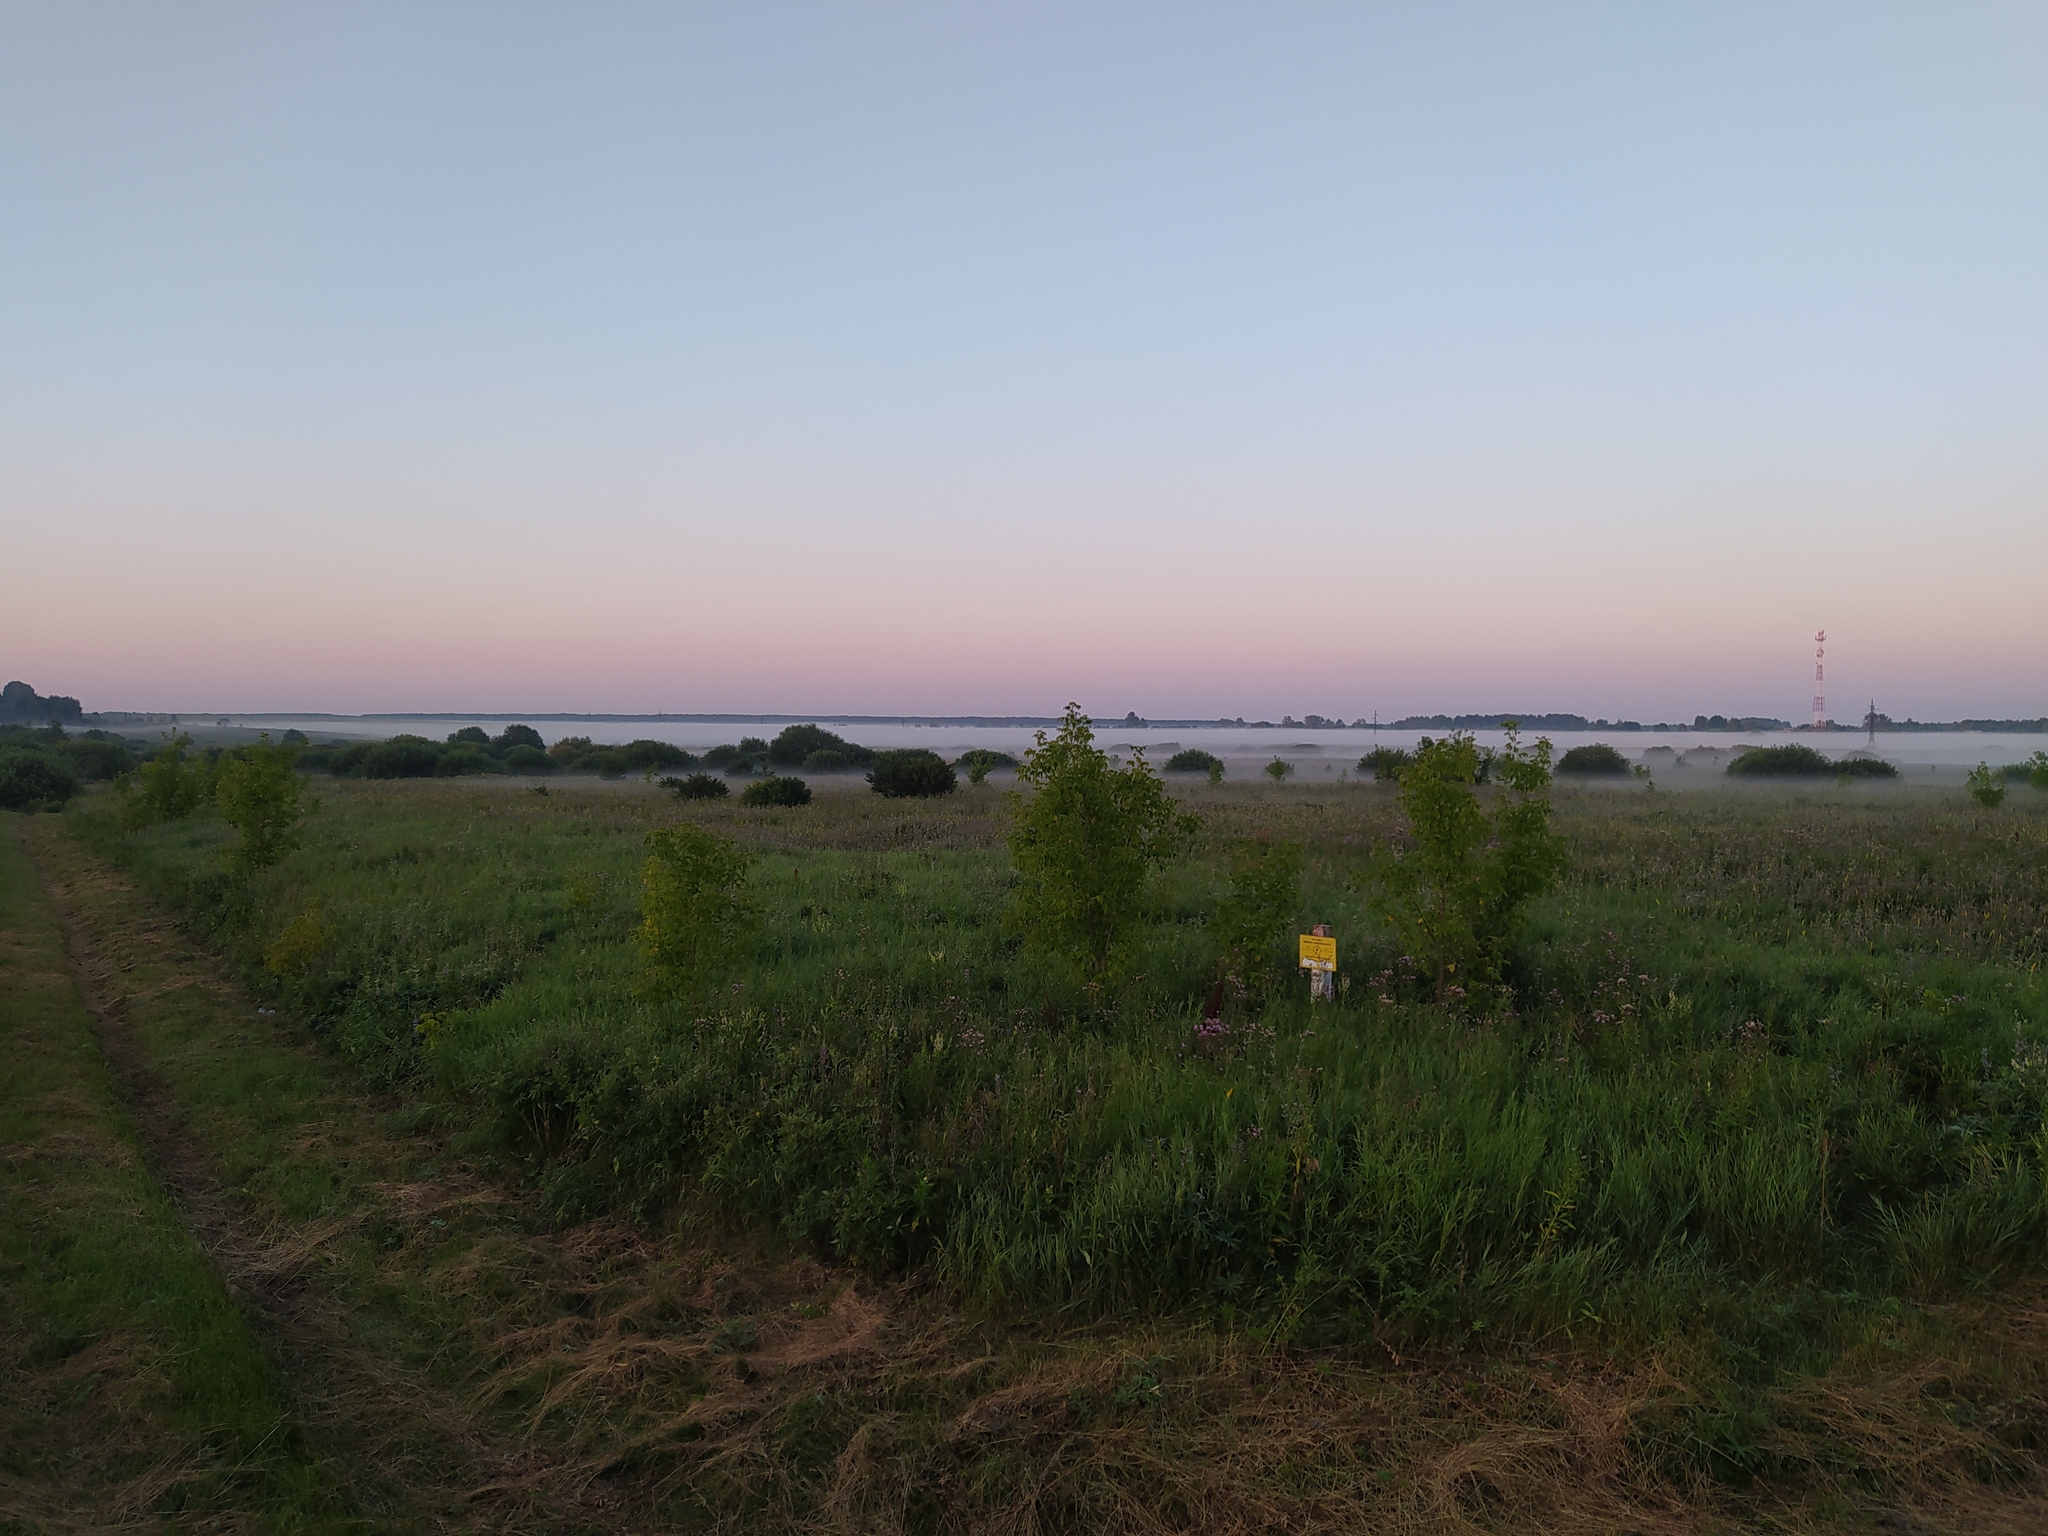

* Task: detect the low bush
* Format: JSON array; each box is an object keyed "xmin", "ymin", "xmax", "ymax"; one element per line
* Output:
[
  {"xmin": 705, "ymin": 739, "xmax": 770, "ymax": 773},
  {"xmin": 213, "ymin": 736, "xmax": 308, "ymax": 869},
  {"xmin": 619, "ymin": 739, "xmax": 693, "ymax": 772},
  {"xmin": 740, "ymin": 775, "xmax": 811, "ymax": 807},
  {"xmin": 1998, "ymin": 754, "xmax": 2048, "ymax": 788},
  {"xmin": 1359, "ymin": 746, "xmax": 1412, "ymax": 781},
  {"xmin": 1728, "ymin": 745, "xmax": 1897, "ymax": 778},
  {"xmin": 61, "ymin": 737, "xmax": 138, "ymax": 781},
  {"xmin": 868, "ymin": 749, "xmax": 957, "ymax": 799},
  {"xmin": 1264, "ymin": 759, "xmax": 1293, "ymax": 782},
  {"xmin": 1967, "ymin": 762, "xmax": 2007, "ymax": 809},
  {"xmin": 114, "ymin": 735, "xmax": 208, "ymax": 825},
  {"xmin": 1164, "ymin": 749, "xmax": 1221, "ymax": 774},
  {"xmin": 769, "ymin": 724, "xmax": 872, "ymax": 767},
  {"xmin": 954, "ymin": 750, "xmax": 1017, "ymax": 771},
  {"xmin": 637, "ymin": 822, "xmax": 758, "ymax": 992},
  {"xmin": 0, "ymin": 747, "xmax": 79, "ymax": 810},
  {"xmin": 434, "ymin": 745, "xmax": 503, "ymax": 777},
  {"xmin": 500, "ymin": 744, "xmax": 554, "ymax": 773},
  {"xmin": 548, "ymin": 736, "xmax": 595, "ymax": 764},
  {"xmin": 447, "ymin": 726, "xmax": 491, "ymax": 748},
  {"xmin": 360, "ymin": 736, "xmax": 445, "ymax": 779},
  {"xmin": 802, "ymin": 750, "xmax": 858, "ymax": 770},
  {"xmin": 1557, "ymin": 743, "xmax": 1632, "ymax": 776},
  {"xmin": 494, "ymin": 724, "xmax": 546, "ymax": 754},
  {"xmin": 661, "ymin": 773, "xmax": 729, "ymax": 801},
  {"xmin": 580, "ymin": 751, "xmax": 630, "ymax": 780}
]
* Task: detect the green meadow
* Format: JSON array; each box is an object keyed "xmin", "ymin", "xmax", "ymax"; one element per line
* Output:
[{"xmin": 70, "ymin": 767, "xmax": 2048, "ymax": 1375}]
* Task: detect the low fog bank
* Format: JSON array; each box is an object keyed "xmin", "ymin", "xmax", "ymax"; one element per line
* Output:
[{"xmin": 196, "ymin": 715, "xmax": 2044, "ymax": 781}]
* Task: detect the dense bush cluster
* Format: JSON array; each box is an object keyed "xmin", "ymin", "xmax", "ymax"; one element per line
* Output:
[
  {"xmin": 867, "ymin": 748, "xmax": 956, "ymax": 799},
  {"xmin": 660, "ymin": 772, "xmax": 729, "ymax": 801},
  {"xmin": 302, "ymin": 727, "xmax": 694, "ymax": 780},
  {"xmin": 740, "ymin": 774, "xmax": 812, "ymax": 807},
  {"xmin": 768, "ymin": 724, "xmax": 875, "ymax": 770},
  {"xmin": 1163, "ymin": 749, "xmax": 1221, "ymax": 774},
  {"xmin": 1556, "ymin": 743, "xmax": 1632, "ymax": 775},
  {"xmin": 0, "ymin": 724, "xmax": 140, "ymax": 810},
  {"xmin": 1728, "ymin": 745, "xmax": 1899, "ymax": 778},
  {"xmin": 1358, "ymin": 745, "xmax": 1413, "ymax": 781}
]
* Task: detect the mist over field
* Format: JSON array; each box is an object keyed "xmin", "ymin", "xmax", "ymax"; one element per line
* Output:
[{"xmin": 6, "ymin": 6, "xmax": 2048, "ymax": 1530}]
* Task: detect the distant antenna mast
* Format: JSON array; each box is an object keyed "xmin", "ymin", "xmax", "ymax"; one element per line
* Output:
[
  {"xmin": 1866, "ymin": 698, "xmax": 1877, "ymax": 749},
  {"xmin": 1811, "ymin": 631, "xmax": 1826, "ymax": 729}
]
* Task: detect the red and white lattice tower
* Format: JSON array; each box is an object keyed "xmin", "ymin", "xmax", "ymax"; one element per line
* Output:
[{"xmin": 1811, "ymin": 631, "xmax": 1826, "ymax": 729}]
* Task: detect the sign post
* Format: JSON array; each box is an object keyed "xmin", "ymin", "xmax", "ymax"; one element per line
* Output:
[{"xmin": 1298, "ymin": 924, "xmax": 1336, "ymax": 1003}]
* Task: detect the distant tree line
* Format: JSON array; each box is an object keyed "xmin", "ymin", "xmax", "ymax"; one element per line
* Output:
[{"xmin": 1, "ymin": 681, "xmax": 83, "ymax": 725}]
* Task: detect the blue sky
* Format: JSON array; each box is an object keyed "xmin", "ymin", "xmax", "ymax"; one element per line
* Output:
[{"xmin": 4, "ymin": 3, "xmax": 2044, "ymax": 718}]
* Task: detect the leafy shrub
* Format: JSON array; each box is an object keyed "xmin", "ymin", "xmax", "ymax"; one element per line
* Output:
[
  {"xmin": 1966, "ymin": 762, "xmax": 2007, "ymax": 809},
  {"xmin": 1727, "ymin": 744, "xmax": 1896, "ymax": 778},
  {"xmin": 802, "ymin": 750, "xmax": 858, "ymax": 770},
  {"xmin": 1164, "ymin": 749, "xmax": 1221, "ymax": 774},
  {"xmin": 1007, "ymin": 704, "xmax": 1198, "ymax": 975},
  {"xmin": 60, "ymin": 737, "xmax": 137, "ymax": 781},
  {"xmin": 1359, "ymin": 745, "xmax": 1412, "ymax": 781},
  {"xmin": 661, "ymin": 773, "xmax": 729, "ymax": 801},
  {"xmin": 357, "ymin": 736, "xmax": 443, "ymax": 778},
  {"xmin": 494, "ymin": 723, "xmax": 545, "ymax": 754},
  {"xmin": 1996, "ymin": 754, "xmax": 2048, "ymax": 787},
  {"xmin": 637, "ymin": 822, "xmax": 757, "ymax": 992},
  {"xmin": 447, "ymin": 726, "xmax": 491, "ymax": 747},
  {"xmin": 115, "ymin": 735, "xmax": 207, "ymax": 824},
  {"xmin": 740, "ymin": 775, "xmax": 811, "ymax": 807},
  {"xmin": 954, "ymin": 749, "xmax": 1017, "ymax": 771},
  {"xmin": 1557, "ymin": 743, "xmax": 1631, "ymax": 775},
  {"xmin": 769, "ymin": 724, "xmax": 871, "ymax": 766},
  {"xmin": 547, "ymin": 735, "xmax": 594, "ymax": 764},
  {"xmin": 321, "ymin": 742, "xmax": 373, "ymax": 776},
  {"xmin": 705, "ymin": 740, "xmax": 771, "ymax": 773},
  {"xmin": 0, "ymin": 747, "xmax": 79, "ymax": 810},
  {"xmin": 1212, "ymin": 837, "xmax": 1303, "ymax": 987},
  {"xmin": 580, "ymin": 751, "xmax": 629, "ymax": 780},
  {"xmin": 278, "ymin": 728, "xmax": 309, "ymax": 747},
  {"xmin": 1264, "ymin": 758, "xmax": 1293, "ymax": 781},
  {"xmin": 500, "ymin": 744, "xmax": 554, "ymax": 773},
  {"xmin": 1377, "ymin": 728, "xmax": 1564, "ymax": 996},
  {"xmin": 867, "ymin": 749, "xmax": 957, "ymax": 799},
  {"xmin": 265, "ymin": 903, "xmax": 337, "ymax": 977},
  {"xmin": 213, "ymin": 736, "xmax": 308, "ymax": 868},
  {"xmin": 434, "ymin": 745, "xmax": 503, "ymax": 777},
  {"xmin": 619, "ymin": 739, "xmax": 692, "ymax": 771}
]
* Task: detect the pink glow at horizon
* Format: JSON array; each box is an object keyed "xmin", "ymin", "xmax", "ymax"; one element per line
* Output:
[{"xmin": 4, "ymin": 5, "xmax": 2044, "ymax": 722}]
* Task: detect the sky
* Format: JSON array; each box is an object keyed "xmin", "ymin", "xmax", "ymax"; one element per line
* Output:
[{"xmin": 3, "ymin": 2, "xmax": 2044, "ymax": 721}]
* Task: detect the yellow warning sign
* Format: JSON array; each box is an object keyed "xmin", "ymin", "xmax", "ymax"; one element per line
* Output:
[{"xmin": 1298, "ymin": 933, "xmax": 1337, "ymax": 971}]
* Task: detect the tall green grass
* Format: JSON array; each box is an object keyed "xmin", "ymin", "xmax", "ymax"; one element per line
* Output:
[{"xmin": 70, "ymin": 779, "xmax": 2048, "ymax": 1352}]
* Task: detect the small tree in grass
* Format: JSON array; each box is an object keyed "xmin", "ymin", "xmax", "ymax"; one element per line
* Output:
[
  {"xmin": 638, "ymin": 823, "xmax": 757, "ymax": 991},
  {"xmin": 116, "ymin": 733, "xmax": 207, "ymax": 827},
  {"xmin": 1377, "ymin": 726, "xmax": 1564, "ymax": 998},
  {"xmin": 1264, "ymin": 758, "xmax": 1293, "ymax": 782},
  {"xmin": 1213, "ymin": 837, "xmax": 1303, "ymax": 990},
  {"xmin": 1966, "ymin": 762, "xmax": 2006, "ymax": 809},
  {"xmin": 1007, "ymin": 703, "xmax": 1198, "ymax": 976},
  {"xmin": 213, "ymin": 736, "xmax": 309, "ymax": 869}
]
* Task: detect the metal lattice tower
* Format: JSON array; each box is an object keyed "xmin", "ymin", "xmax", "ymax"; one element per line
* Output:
[{"xmin": 1811, "ymin": 631, "xmax": 1826, "ymax": 729}]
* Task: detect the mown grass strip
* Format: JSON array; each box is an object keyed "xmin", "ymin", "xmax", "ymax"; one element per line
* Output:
[{"xmin": 0, "ymin": 815, "xmax": 354, "ymax": 1532}]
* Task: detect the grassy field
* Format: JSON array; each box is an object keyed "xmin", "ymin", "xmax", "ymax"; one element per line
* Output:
[{"xmin": 18, "ymin": 771, "xmax": 2048, "ymax": 1525}]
